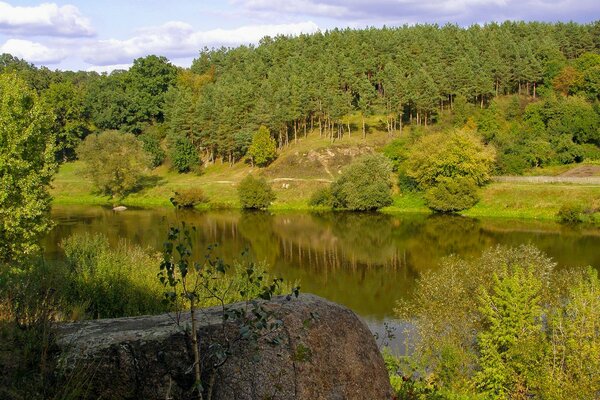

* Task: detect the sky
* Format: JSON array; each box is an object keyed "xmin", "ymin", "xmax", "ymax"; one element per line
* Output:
[{"xmin": 0, "ymin": 0, "xmax": 598, "ymax": 72}]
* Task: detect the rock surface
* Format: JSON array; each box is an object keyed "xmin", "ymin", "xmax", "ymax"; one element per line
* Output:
[{"xmin": 55, "ymin": 294, "xmax": 393, "ymax": 400}]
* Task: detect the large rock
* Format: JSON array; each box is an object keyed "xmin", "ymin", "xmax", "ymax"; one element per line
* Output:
[{"xmin": 55, "ymin": 294, "xmax": 393, "ymax": 400}]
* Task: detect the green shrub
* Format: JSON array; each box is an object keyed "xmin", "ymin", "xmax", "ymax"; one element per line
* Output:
[
  {"xmin": 309, "ymin": 187, "xmax": 333, "ymax": 207},
  {"xmin": 170, "ymin": 188, "xmax": 208, "ymax": 208},
  {"xmin": 395, "ymin": 245, "xmax": 600, "ymax": 399},
  {"xmin": 76, "ymin": 130, "xmax": 151, "ymax": 199},
  {"xmin": 247, "ymin": 126, "xmax": 277, "ymax": 167},
  {"xmin": 238, "ymin": 175, "xmax": 275, "ymax": 209},
  {"xmin": 424, "ymin": 177, "xmax": 480, "ymax": 213},
  {"xmin": 62, "ymin": 233, "xmax": 166, "ymax": 318},
  {"xmin": 406, "ymin": 130, "xmax": 496, "ymax": 190},
  {"xmin": 331, "ymin": 154, "xmax": 393, "ymax": 211},
  {"xmin": 139, "ymin": 132, "xmax": 166, "ymax": 168},
  {"xmin": 168, "ymin": 133, "xmax": 199, "ymax": 173},
  {"xmin": 556, "ymin": 203, "xmax": 595, "ymax": 224}
]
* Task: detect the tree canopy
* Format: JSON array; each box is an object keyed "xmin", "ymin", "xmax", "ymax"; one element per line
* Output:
[{"xmin": 0, "ymin": 73, "xmax": 56, "ymax": 262}]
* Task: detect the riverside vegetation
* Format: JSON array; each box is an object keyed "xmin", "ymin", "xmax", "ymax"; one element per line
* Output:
[
  {"xmin": 1, "ymin": 21, "xmax": 600, "ymax": 221},
  {"xmin": 1, "ymin": 20, "xmax": 599, "ymax": 399}
]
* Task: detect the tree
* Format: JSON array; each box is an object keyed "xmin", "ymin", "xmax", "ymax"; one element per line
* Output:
[
  {"xmin": 76, "ymin": 131, "xmax": 150, "ymax": 199},
  {"xmin": 42, "ymin": 81, "xmax": 90, "ymax": 162},
  {"xmin": 126, "ymin": 55, "xmax": 178, "ymax": 132},
  {"xmin": 331, "ymin": 154, "xmax": 393, "ymax": 211},
  {"xmin": 405, "ymin": 130, "xmax": 495, "ymax": 213},
  {"xmin": 247, "ymin": 126, "xmax": 277, "ymax": 167},
  {"xmin": 424, "ymin": 176, "xmax": 480, "ymax": 213},
  {"xmin": 406, "ymin": 130, "xmax": 496, "ymax": 189},
  {"xmin": 168, "ymin": 132, "xmax": 199, "ymax": 173},
  {"xmin": 475, "ymin": 266, "xmax": 546, "ymax": 398},
  {"xmin": 0, "ymin": 73, "xmax": 56, "ymax": 263},
  {"xmin": 238, "ymin": 175, "xmax": 275, "ymax": 209}
]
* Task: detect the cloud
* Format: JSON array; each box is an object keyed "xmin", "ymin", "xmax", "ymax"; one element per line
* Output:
[
  {"xmin": 82, "ymin": 20, "xmax": 319, "ymax": 66},
  {"xmin": 87, "ymin": 63, "xmax": 132, "ymax": 74},
  {"xmin": 0, "ymin": 38, "xmax": 66, "ymax": 64},
  {"xmin": 0, "ymin": 1, "xmax": 94, "ymax": 37},
  {"xmin": 231, "ymin": 0, "xmax": 600, "ymax": 24}
]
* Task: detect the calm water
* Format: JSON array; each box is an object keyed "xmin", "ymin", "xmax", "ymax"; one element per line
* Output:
[{"xmin": 46, "ymin": 206, "xmax": 600, "ymax": 321}]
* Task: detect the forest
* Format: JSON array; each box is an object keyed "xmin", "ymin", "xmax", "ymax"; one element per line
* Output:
[{"xmin": 1, "ymin": 20, "xmax": 599, "ymax": 176}]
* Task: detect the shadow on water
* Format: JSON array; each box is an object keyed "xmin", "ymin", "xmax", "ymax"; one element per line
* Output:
[{"xmin": 46, "ymin": 206, "xmax": 600, "ymax": 322}]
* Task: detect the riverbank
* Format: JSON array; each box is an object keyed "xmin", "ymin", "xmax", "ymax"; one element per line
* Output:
[{"xmin": 51, "ymin": 162, "xmax": 600, "ymax": 224}]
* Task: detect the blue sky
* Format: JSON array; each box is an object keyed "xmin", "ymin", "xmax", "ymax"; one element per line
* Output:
[{"xmin": 0, "ymin": 0, "xmax": 598, "ymax": 71}]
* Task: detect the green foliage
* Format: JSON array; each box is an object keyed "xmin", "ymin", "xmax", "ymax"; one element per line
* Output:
[
  {"xmin": 125, "ymin": 55, "xmax": 178, "ymax": 132},
  {"xmin": 170, "ymin": 188, "xmax": 208, "ymax": 209},
  {"xmin": 475, "ymin": 266, "xmax": 546, "ymax": 398},
  {"xmin": 424, "ymin": 176, "xmax": 480, "ymax": 213},
  {"xmin": 238, "ymin": 175, "xmax": 275, "ymax": 209},
  {"xmin": 247, "ymin": 126, "xmax": 277, "ymax": 167},
  {"xmin": 406, "ymin": 130, "xmax": 494, "ymax": 213},
  {"xmin": 556, "ymin": 203, "xmax": 595, "ymax": 224},
  {"xmin": 62, "ymin": 233, "xmax": 165, "ymax": 318},
  {"xmin": 41, "ymin": 81, "xmax": 90, "ymax": 162},
  {"xmin": 158, "ymin": 223, "xmax": 298, "ymax": 397},
  {"xmin": 139, "ymin": 130, "xmax": 166, "ymax": 168},
  {"xmin": 0, "ymin": 73, "xmax": 56, "ymax": 263},
  {"xmin": 168, "ymin": 132, "xmax": 199, "ymax": 173},
  {"xmin": 331, "ymin": 154, "xmax": 393, "ymax": 211},
  {"xmin": 308, "ymin": 187, "xmax": 334, "ymax": 207},
  {"xmin": 406, "ymin": 130, "xmax": 496, "ymax": 190},
  {"xmin": 76, "ymin": 130, "xmax": 151, "ymax": 199},
  {"xmin": 395, "ymin": 245, "xmax": 600, "ymax": 399}
]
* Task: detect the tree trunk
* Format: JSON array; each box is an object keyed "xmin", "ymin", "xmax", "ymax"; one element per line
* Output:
[
  {"xmin": 362, "ymin": 114, "xmax": 366, "ymax": 139},
  {"xmin": 294, "ymin": 121, "xmax": 297, "ymax": 144},
  {"xmin": 189, "ymin": 298, "xmax": 203, "ymax": 400},
  {"xmin": 533, "ymin": 82, "xmax": 537, "ymax": 98}
]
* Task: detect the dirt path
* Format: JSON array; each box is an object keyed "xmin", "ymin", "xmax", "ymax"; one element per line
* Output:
[{"xmin": 560, "ymin": 165, "xmax": 600, "ymax": 177}]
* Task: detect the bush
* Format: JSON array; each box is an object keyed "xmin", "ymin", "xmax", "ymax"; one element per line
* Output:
[
  {"xmin": 62, "ymin": 233, "xmax": 166, "ymax": 318},
  {"xmin": 556, "ymin": 203, "xmax": 595, "ymax": 224},
  {"xmin": 168, "ymin": 133, "xmax": 199, "ymax": 173},
  {"xmin": 238, "ymin": 175, "xmax": 275, "ymax": 209},
  {"xmin": 309, "ymin": 187, "xmax": 333, "ymax": 207},
  {"xmin": 395, "ymin": 245, "xmax": 600, "ymax": 399},
  {"xmin": 76, "ymin": 130, "xmax": 151, "ymax": 199},
  {"xmin": 170, "ymin": 188, "xmax": 208, "ymax": 209},
  {"xmin": 331, "ymin": 154, "xmax": 393, "ymax": 211},
  {"xmin": 406, "ymin": 130, "xmax": 496, "ymax": 189},
  {"xmin": 139, "ymin": 132, "xmax": 166, "ymax": 168},
  {"xmin": 247, "ymin": 126, "xmax": 277, "ymax": 167},
  {"xmin": 424, "ymin": 177, "xmax": 480, "ymax": 213}
]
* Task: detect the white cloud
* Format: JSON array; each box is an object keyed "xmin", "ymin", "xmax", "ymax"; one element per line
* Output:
[
  {"xmin": 232, "ymin": 0, "xmax": 599, "ymax": 24},
  {"xmin": 82, "ymin": 20, "xmax": 320, "ymax": 66},
  {"xmin": 0, "ymin": 38, "xmax": 66, "ymax": 64},
  {"xmin": 87, "ymin": 63, "xmax": 132, "ymax": 74},
  {"xmin": 0, "ymin": 1, "xmax": 94, "ymax": 37}
]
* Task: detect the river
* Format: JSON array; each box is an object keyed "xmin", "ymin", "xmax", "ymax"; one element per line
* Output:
[{"xmin": 45, "ymin": 206, "xmax": 600, "ymax": 351}]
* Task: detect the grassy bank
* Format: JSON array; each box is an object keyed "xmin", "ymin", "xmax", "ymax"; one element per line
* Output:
[{"xmin": 51, "ymin": 161, "xmax": 600, "ymax": 224}]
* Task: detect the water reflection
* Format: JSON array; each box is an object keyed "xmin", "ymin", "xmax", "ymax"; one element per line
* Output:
[{"xmin": 46, "ymin": 206, "xmax": 600, "ymax": 320}]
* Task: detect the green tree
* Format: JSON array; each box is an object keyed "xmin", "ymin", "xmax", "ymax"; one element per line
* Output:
[
  {"xmin": 475, "ymin": 266, "xmax": 546, "ymax": 398},
  {"xmin": 406, "ymin": 130, "xmax": 496, "ymax": 190},
  {"xmin": 238, "ymin": 175, "xmax": 275, "ymax": 209},
  {"xmin": 168, "ymin": 132, "xmax": 199, "ymax": 173},
  {"xmin": 42, "ymin": 81, "xmax": 90, "ymax": 162},
  {"xmin": 247, "ymin": 126, "xmax": 277, "ymax": 167},
  {"xmin": 331, "ymin": 154, "xmax": 393, "ymax": 211},
  {"xmin": 424, "ymin": 176, "xmax": 480, "ymax": 213},
  {"xmin": 76, "ymin": 131, "xmax": 150, "ymax": 199},
  {"xmin": 126, "ymin": 55, "xmax": 178, "ymax": 132},
  {"xmin": 0, "ymin": 73, "xmax": 56, "ymax": 263}
]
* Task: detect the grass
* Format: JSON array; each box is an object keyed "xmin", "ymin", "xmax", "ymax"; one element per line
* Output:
[
  {"xmin": 50, "ymin": 124, "xmax": 600, "ymax": 224},
  {"xmin": 465, "ymin": 182, "xmax": 600, "ymax": 222}
]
